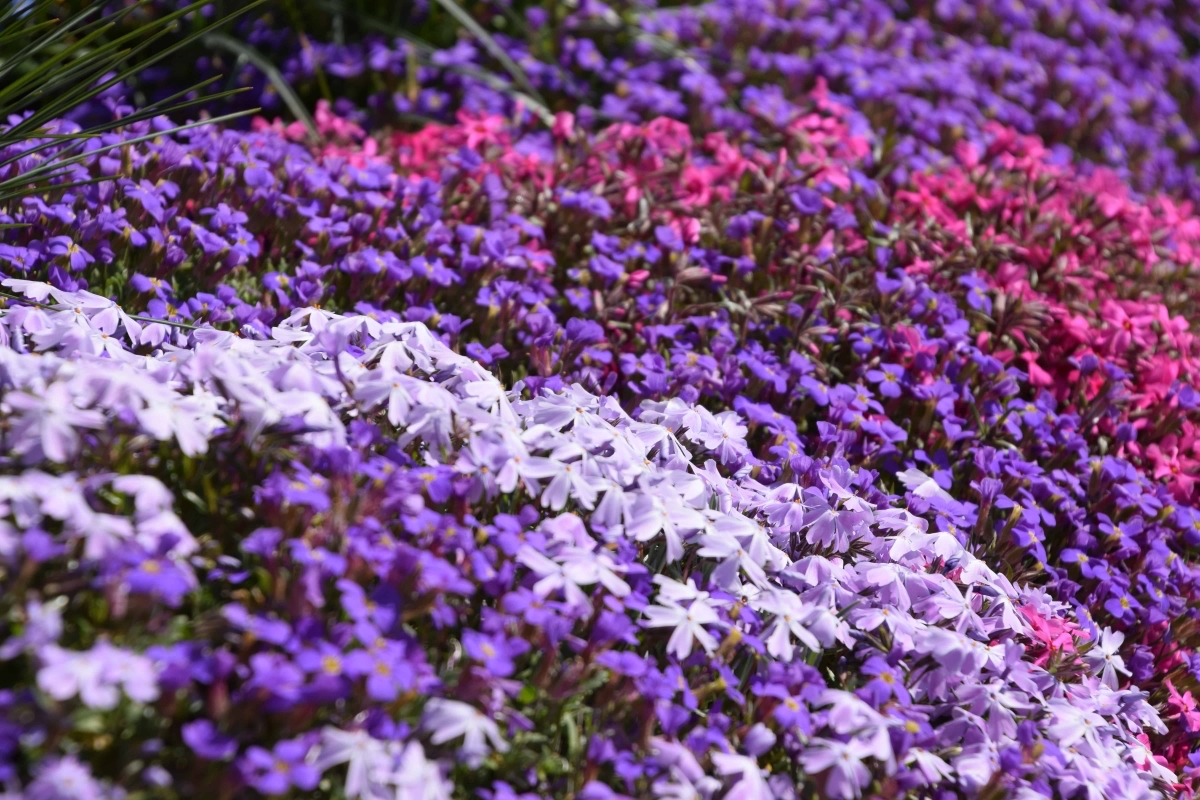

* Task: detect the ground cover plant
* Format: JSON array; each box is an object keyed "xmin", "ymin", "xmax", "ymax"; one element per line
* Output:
[{"xmin": 0, "ymin": 1, "xmax": 1199, "ymax": 799}]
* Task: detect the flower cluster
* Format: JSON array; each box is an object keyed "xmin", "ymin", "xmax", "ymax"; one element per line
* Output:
[
  {"xmin": 1, "ymin": 8, "xmax": 1200, "ymax": 799},
  {"xmin": 144, "ymin": 0, "xmax": 1200, "ymax": 200},
  {"xmin": 0, "ymin": 280, "xmax": 1175, "ymax": 799}
]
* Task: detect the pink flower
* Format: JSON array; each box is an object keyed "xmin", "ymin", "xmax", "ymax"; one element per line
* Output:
[
  {"xmin": 1018, "ymin": 605, "xmax": 1082, "ymax": 667},
  {"xmin": 456, "ymin": 111, "xmax": 507, "ymax": 151},
  {"xmin": 643, "ymin": 116, "xmax": 693, "ymax": 156},
  {"xmin": 313, "ymin": 99, "xmax": 364, "ymax": 140},
  {"xmin": 1019, "ymin": 352, "xmax": 1055, "ymax": 388},
  {"xmin": 677, "ymin": 166, "xmax": 714, "ymax": 208},
  {"xmin": 551, "ymin": 111, "xmax": 576, "ymax": 141},
  {"xmin": 1147, "ymin": 439, "xmax": 1199, "ymax": 500},
  {"xmin": 1166, "ymin": 680, "xmax": 1200, "ymax": 734},
  {"xmin": 1099, "ymin": 300, "xmax": 1156, "ymax": 354}
]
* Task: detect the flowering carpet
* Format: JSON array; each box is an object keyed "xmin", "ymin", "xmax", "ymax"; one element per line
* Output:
[{"xmin": 3, "ymin": 2, "xmax": 1200, "ymax": 799}]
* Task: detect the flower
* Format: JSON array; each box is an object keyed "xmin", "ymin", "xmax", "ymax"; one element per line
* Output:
[
  {"xmin": 642, "ymin": 584, "xmax": 724, "ymax": 660},
  {"xmin": 314, "ymin": 728, "xmax": 393, "ymax": 800},
  {"xmin": 711, "ymin": 752, "xmax": 772, "ymax": 800},
  {"xmin": 182, "ymin": 720, "xmax": 237, "ymax": 761},
  {"xmin": 798, "ymin": 739, "xmax": 874, "ymax": 800},
  {"xmin": 25, "ymin": 755, "xmax": 104, "ymax": 800},
  {"xmin": 421, "ymin": 699, "xmax": 509, "ymax": 768},
  {"xmin": 1085, "ymin": 628, "xmax": 1132, "ymax": 690},
  {"xmin": 239, "ymin": 739, "xmax": 320, "ymax": 795}
]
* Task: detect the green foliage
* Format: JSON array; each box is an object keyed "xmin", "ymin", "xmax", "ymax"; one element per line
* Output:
[{"xmin": 0, "ymin": 0, "xmax": 260, "ymax": 206}]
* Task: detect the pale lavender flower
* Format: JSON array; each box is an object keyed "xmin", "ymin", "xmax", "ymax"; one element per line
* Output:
[
  {"xmin": 798, "ymin": 739, "xmax": 873, "ymax": 800},
  {"xmin": 392, "ymin": 741, "xmax": 452, "ymax": 800},
  {"xmin": 0, "ymin": 598, "xmax": 63, "ymax": 660},
  {"xmin": 421, "ymin": 699, "xmax": 509, "ymax": 768},
  {"xmin": 896, "ymin": 468, "xmax": 954, "ymax": 503},
  {"xmin": 642, "ymin": 582, "xmax": 724, "ymax": 660},
  {"xmin": 751, "ymin": 588, "xmax": 824, "ymax": 661},
  {"xmin": 7, "ymin": 381, "xmax": 105, "ymax": 462},
  {"xmin": 314, "ymin": 727, "xmax": 393, "ymax": 800},
  {"xmin": 26, "ymin": 755, "xmax": 104, "ymax": 800},
  {"xmin": 802, "ymin": 490, "xmax": 873, "ymax": 552},
  {"xmin": 1085, "ymin": 628, "xmax": 1131, "ymax": 690},
  {"xmin": 712, "ymin": 752, "xmax": 772, "ymax": 800}
]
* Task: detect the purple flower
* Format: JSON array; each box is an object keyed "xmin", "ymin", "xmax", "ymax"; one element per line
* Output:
[
  {"xmin": 239, "ymin": 739, "xmax": 319, "ymax": 795},
  {"xmin": 864, "ymin": 363, "xmax": 905, "ymax": 398},
  {"xmin": 47, "ymin": 236, "xmax": 95, "ymax": 271},
  {"xmin": 121, "ymin": 552, "xmax": 193, "ymax": 606},
  {"xmin": 201, "ymin": 202, "xmax": 249, "ymax": 229},
  {"xmin": 182, "ymin": 720, "xmax": 237, "ymax": 761},
  {"xmin": 343, "ymin": 646, "xmax": 409, "ymax": 701},
  {"xmin": 559, "ymin": 188, "xmax": 612, "ymax": 219},
  {"xmin": 859, "ymin": 656, "xmax": 911, "ymax": 705},
  {"xmin": 462, "ymin": 630, "xmax": 529, "ymax": 678},
  {"xmin": 124, "ymin": 179, "xmax": 174, "ymax": 223},
  {"xmin": 790, "ymin": 188, "xmax": 824, "ymax": 215},
  {"xmin": 1060, "ymin": 548, "xmax": 1110, "ymax": 581},
  {"xmin": 244, "ymin": 165, "xmax": 277, "ymax": 189},
  {"xmin": 1103, "ymin": 588, "xmax": 1142, "ymax": 624},
  {"xmin": 654, "ymin": 225, "xmax": 683, "ymax": 253}
]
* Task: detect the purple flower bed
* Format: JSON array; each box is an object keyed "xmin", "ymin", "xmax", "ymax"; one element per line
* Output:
[
  {"xmin": 163, "ymin": 0, "xmax": 1200, "ymax": 200},
  {"xmin": 0, "ymin": 3, "xmax": 1198, "ymax": 798}
]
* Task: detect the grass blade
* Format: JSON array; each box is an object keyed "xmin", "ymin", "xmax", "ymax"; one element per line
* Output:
[
  {"xmin": 0, "ymin": 109, "xmax": 257, "ymax": 202},
  {"xmin": 0, "ymin": 83, "xmax": 249, "ymax": 172},
  {"xmin": 201, "ymin": 32, "xmax": 317, "ymax": 141},
  {"xmin": 427, "ymin": 0, "xmax": 546, "ymax": 108},
  {"xmin": 306, "ymin": 0, "xmax": 553, "ymax": 126}
]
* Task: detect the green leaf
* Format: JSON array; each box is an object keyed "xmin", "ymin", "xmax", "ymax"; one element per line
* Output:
[
  {"xmin": 0, "ymin": 0, "xmax": 263, "ymax": 208},
  {"xmin": 427, "ymin": 0, "xmax": 546, "ymax": 109},
  {"xmin": 201, "ymin": 31, "xmax": 318, "ymax": 141},
  {"xmin": 0, "ymin": 109, "xmax": 254, "ymax": 202}
]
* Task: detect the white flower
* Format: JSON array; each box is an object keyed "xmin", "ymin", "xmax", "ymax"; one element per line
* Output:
[
  {"xmin": 1084, "ymin": 628, "xmax": 1131, "ymax": 690},
  {"xmin": 712, "ymin": 752, "xmax": 773, "ymax": 800},
  {"xmin": 315, "ymin": 727, "xmax": 393, "ymax": 800},
  {"xmin": 391, "ymin": 742, "xmax": 452, "ymax": 800},
  {"xmin": 642, "ymin": 590, "xmax": 724, "ymax": 660},
  {"xmin": 896, "ymin": 468, "xmax": 953, "ymax": 503},
  {"xmin": 421, "ymin": 699, "xmax": 508, "ymax": 768}
]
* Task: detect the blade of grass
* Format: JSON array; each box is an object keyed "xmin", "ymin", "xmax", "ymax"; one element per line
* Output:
[
  {"xmin": 0, "ymin": 83, "xmax": 249, "ymax": 172},
  {"xmin": 0, "ymin": 0, "xmax": 257, "ymax": 108},
  {"xmin": 310, "ymin": 1, "xmax": 553, "ymax": 125},
  {"xmin": 6, "ymin": 0, "xmax": 265, "ymax": 126},
  {"xmin": 445, "ymin": 63, "xmax": 554, "ymax": 125},
  {"xmin": 282, "ymin": 0, "xmax": 334, "ymax": 103},
  {"xmin": 309, "ymin": 0, "xmax": 434, "ymax": 54},
  {"xmin": 0, "ymin": 1, "xmax": 262, "ymax": 208},
  {"xmin": 0, "ymin": 109, "xmax": 257, "ymax": 202},
  {"xmin": 0, "ymin": 176, "xmax": 110, "ymax": 204},
  {"xmin": 201, "ymin": 32, "xmax": 318, "ymax": 141},
  {"xmin": 0, "ymin": 18, "xmax": 59, "ymax": 49},
  {"xmin": 0, "ymin": 0, "xmax": 41, "ymax": 30},
  {"xmin": 427, "ymin": 0, "xmax": 546, "ymax": 107},
  {"xmin": 0, "ymin": 4, "xmax": 106, "ymax": 84},
  {"xmin": 0, "ymin": 290, "xmax": 201, "ymax": 330},
  {"xmin": 7, "ymin": 2, "xmax": 264, "ymax": 141},
  {"xmin": 0, "ymin": 23, "xmax": 121, "ymax": 107}
]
